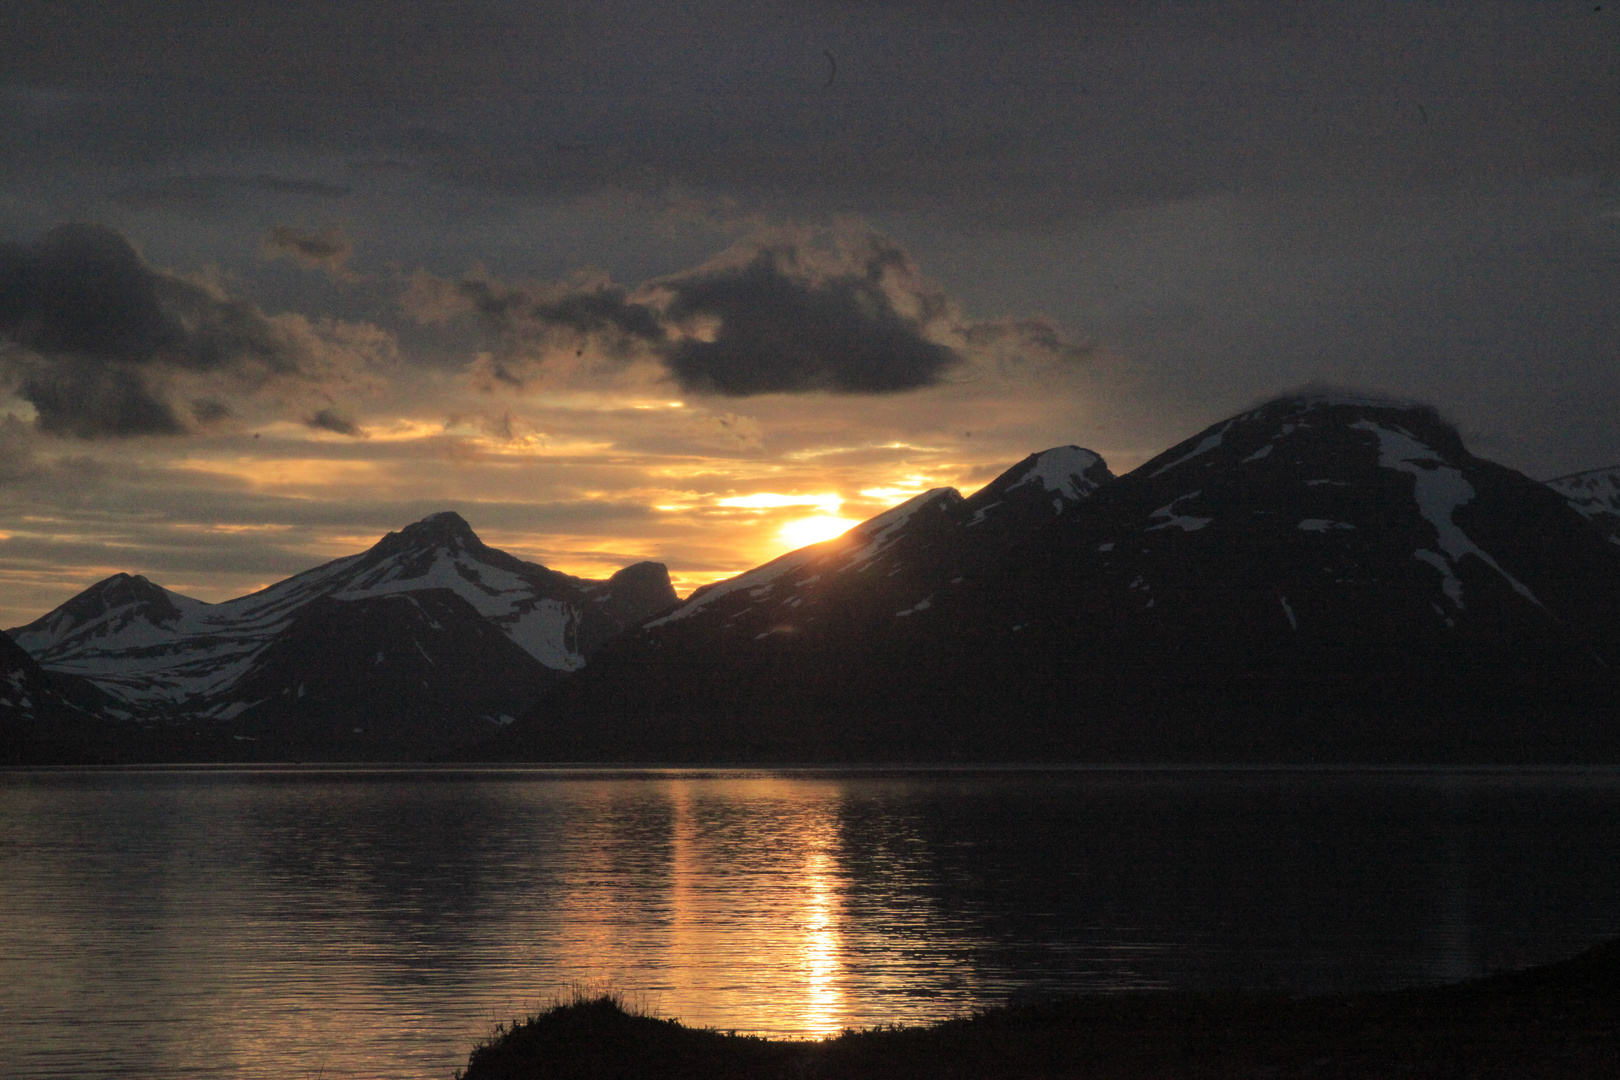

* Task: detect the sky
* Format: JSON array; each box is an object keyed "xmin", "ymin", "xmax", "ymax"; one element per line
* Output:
[{"xmin": 0, "ymin": 0, "xmax": 1615, "ymax": 625}]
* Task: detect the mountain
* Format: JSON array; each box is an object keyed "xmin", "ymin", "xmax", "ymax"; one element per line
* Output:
[
  {"xmin": 485, "ymin": 397, "xmax": 1620, "ymax": 764},
  {"xmin": 0, "ymin": 630, "xmax": 103, "ymax": 722},
  {"xmin": 1547, "ymin": 466, "xmax": 1620, "ymax": 546},
  {"xmin": 0, "ymin": 630, "xmax": 154, "ymax": 764},
  {"xmin": 7, "ymin": 512, "xmax": 676, "ymax": 758},
  {"xmin": 631, "ymin": 444, "xmax": 1112, "ymax": 645}
]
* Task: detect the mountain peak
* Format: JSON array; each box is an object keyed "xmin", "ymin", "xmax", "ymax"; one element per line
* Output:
[
  {"xmin": 378, "ymin": 511, "xmax": 481, "ymax": 553},
  {"xmin": 404, "ymin": 509, "xmax": 474, "ymax": 536},
  {"xmin": 64, "ymin": 572, "xmax": 185, "ymax": 620},
  {"xmin": 1132, "ymin": 394, "xmax": 1469, "ymax": 484},
  {"xmin": 964, "ymin": 444, "xmax": 1114, "ymax": 523},
  {"xmin": 1254, "ymin": 393, "xmax": 1458, "ymax": 438}
]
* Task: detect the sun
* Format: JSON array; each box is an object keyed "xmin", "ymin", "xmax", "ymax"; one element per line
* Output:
[{"xmin": 777, "ymin": 515, "xmax": 860, "ymax": 548}]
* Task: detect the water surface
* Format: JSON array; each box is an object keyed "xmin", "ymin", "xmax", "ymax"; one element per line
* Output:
[{"xmin": 3, "ymin": 766, "xmax": 1619, "ymax": 1079}]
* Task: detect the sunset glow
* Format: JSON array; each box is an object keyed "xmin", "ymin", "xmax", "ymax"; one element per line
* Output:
[
  {"xmin": 2, "ymin": 7, "xmax": 1615, "ymax": 1080},
  {"xmin": 777, "ymin": 515, "xmax": 860, "ymax": 548},
  {"xmin": 0, "ymin": 1, "xmax": 1608, "ymax": 633},
  {"xmin": 717, "ymin": 493, "xmax": 844, "ymax": 512}
]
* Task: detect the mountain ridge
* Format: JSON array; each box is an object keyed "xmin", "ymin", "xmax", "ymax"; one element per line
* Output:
[
  {"xmin": 8, "ymin": 394, "xmax": 1620, "ymax": 765},
  {"xmin": 5, "ymin": 513, "xmax": 677, "ymax": 758},
  {"xmin": 480, "ymin": 395, "xmax": 1620, "ymax": 764}
]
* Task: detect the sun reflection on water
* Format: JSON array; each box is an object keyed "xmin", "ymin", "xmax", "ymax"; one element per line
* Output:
[
  {"xmin": 12, "ymin": 768, "xmax": 1612, "ymax": 1080},
  {"xmin": 656, "ymin": 777, "xmax": 851, "ymax": 1036},
  {"xmin": 799, "ymin": 846, "xmax": 845, "ymax": 1037}
]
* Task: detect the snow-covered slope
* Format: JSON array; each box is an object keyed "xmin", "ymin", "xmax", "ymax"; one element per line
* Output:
[
  {"xmin": 7, "ymin": 512, "xmax": 676, "ymax": 750},
  {"xmin": 1547, "ymin": 466, "xmax": 1620, "ymax": 546},
  {"xmin": 962, "ymin": 445, "xmax": 1113, "ymax": 525}
]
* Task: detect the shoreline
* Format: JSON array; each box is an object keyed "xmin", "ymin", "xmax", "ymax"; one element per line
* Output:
[{"xmin": 459, "ymin": 938, "xmax": 1620, "ymax": 1079}]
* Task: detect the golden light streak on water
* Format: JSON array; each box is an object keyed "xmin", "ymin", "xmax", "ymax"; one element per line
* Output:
[
  {"xmin": 798, "ymin": 843, "xmax": 846, "ymax": 1038},
  {"xmin": 644, "ymin": 777, "xmax": 852, "ymax": 1036},
  {"xmin": 12, "ymin": 768, "xmax": 1599, "ymax": 1080}
]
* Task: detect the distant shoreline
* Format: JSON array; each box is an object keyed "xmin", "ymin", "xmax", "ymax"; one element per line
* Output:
[
  {"xmin": 13, "ymin": 758, "xmax": 1620, "ymax": 774},
  {"xmin": 458, "ymin": 938, "xmax": 1620, "ymax": 1079}
]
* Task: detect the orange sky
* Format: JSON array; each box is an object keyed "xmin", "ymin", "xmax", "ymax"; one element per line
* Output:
[
  {"xmin": 0, "ymin": 343, "xmax": 1165, "ymax": 625},
  {"xmin": 1, "ymin": 2, "xmax": 1615, "ymax": 630}
]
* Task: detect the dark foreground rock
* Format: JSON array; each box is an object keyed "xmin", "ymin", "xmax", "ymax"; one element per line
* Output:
[{"xmin": 458, "ymin": 938, "xmax": 1620, "ymax": 1079}]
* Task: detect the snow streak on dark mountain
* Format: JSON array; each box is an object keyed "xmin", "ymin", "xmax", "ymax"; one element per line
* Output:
[
  {"xmin": 1547, "ymin": 466, "xmax": 1620, "ymax": 546},
  {"xmin": 494, "ymin": 397, "xmax": 1620, "ymax": 764},
  {"xmin": 6, "ymin": 512, "xmax": 676, "ymax": 757},
  {"xmin": 0, "ymin": 631, "xmax": 108, "ymax": 722},
  {"xmin": 0, "ymin": 629, "xmax": 136, "ymax": 763}
]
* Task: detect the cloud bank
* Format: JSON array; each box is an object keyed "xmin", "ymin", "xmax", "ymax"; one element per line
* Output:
[
  {"xmin": 407, "ymin": 227, "xmax": 1085, "ymax": 397},
  {"xmin": 0, "ymin": 224, "xmax": 387, "ymax": 438}
]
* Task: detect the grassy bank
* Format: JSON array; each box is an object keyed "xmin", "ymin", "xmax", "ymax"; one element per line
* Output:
[{"xmin": 459, "ymin": 939, "xmax": 1620, "ymax": 1079}]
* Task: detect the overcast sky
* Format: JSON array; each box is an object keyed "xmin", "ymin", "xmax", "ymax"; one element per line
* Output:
[{"xmin": 0, "ymin": 0, "xmax": 1615, "ymax": 623}]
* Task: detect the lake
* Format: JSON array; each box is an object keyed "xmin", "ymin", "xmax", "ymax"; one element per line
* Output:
[{"xmin": 3, "ymin": 766, "xmax": 1619, "ymax": 1079}]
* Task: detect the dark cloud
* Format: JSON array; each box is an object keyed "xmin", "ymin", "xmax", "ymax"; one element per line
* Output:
[
  {"xmin": 455, "ymin": 278, "xmax": 664, "ymax": 342},
  {"xmin": 657, "ymin": 240, "xmax": 961, "ymax": 395},
  {"xmin": 16, "ymin": 361, "xmax": 186, "ymax": 437},
  {"xmin": 0, "ymin": 223, "xmax": 373, "ymax": 438},
  {"xmin": 263, "ymin": 224, "xmax": 356, "ymax": 277},
  {"xmin": 190, "ymin": 398, "xmax": 234, "ymax": 424},
  {"xmin": 411, "ymin": 229, "xmax": 1085, "ymax": 396},
  {"xmin": 305, "ymin": 407, "xmax": 364, "ymax": 436}
]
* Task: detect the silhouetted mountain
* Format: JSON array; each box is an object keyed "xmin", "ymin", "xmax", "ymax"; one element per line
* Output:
[
  {"xmin": 486, "ymin": 397, "xmax": 1620, "ymax": 764},
  {"xmin": 7, "ymin": 511, "xmax": 676, "ymax": 759},
  {"xmin": 0, "ymin": 629, "xmax": 145, "ymax": 763}
]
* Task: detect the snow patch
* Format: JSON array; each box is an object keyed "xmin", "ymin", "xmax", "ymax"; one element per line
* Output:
[
  {"xmin": 966, "ymin": 500, "xmax": 1001, "ymax": 526},
  {"xmin": 1353, "ymin": 420, "xmax": 1543, "ymax": 609},
  {"xmin": 1147, "ymin": 492, "xmax": 1214, "ymax": 532},
  {"xmin": 336, "ymin": 549, "xmax": 531, "ymax": 617},
  {"xmin": 646, "ymin": 548, "xmax": 820, "ymax": 627},
  {"xmin": 501, "ymin": 600, "xmax": 583, "ymax": 670},
  {"xmin": 1007, "ymin": 446, "xmax": 1106, "ymax": 504},
  {"xmin": 848, "ymin": 488, "xmax": 958, "ymax": 568},
  {"xmin": 1547, "ymin": 467, "xmax": 1620, "ymax": 521},
  {"xmin": 1414, "ymin": 549, "xmax": 1465, "ymax": 608},
  {"xmin": 1149, "ymin": 423, "xmax": 1233, "ymax": 478}
]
